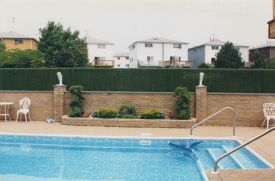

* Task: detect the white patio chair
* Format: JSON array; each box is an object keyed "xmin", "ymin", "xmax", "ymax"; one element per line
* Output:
[
  {"xmin": 16, "ymin": 97, "xmax": 32, "ymax": 122},
  {"xmin": 262, "ymin": 103, "xmax": 275, "ymax": 129}
]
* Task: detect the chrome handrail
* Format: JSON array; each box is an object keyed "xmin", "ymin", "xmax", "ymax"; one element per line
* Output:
[
  {"xmin": 213, "ymin": 127, "xmax": 275, "ymax": 172},
  {"xmin": 190, "ymin": 107, "xmax": 236, "ymax": 136}
]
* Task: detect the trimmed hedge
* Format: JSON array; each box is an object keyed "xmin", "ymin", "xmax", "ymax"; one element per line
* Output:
[{"xmin": 0, "ymin": 68, "xmax": 274, "ymax": 93}]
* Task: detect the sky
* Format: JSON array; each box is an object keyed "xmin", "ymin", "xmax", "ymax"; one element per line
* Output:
[{"xmin": 0, "ymin": 0, "xmax": 272, "ymax": 52}]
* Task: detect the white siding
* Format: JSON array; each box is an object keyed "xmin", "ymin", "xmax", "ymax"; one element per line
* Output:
[
  {"xmin": 87, "ymin": 44, "xmax": 114, "ymax": 63},
  {"xmin": 114, "ymin": 57, "xmax": 130, "ymax": 68},
  {"xmin": 129, "ymin": 42, "xmax": 189, "ymax": 68}
]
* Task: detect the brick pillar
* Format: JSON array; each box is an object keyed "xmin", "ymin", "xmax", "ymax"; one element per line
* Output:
[
  {"xmin": 53, "ymin": 85, "xmax": 67, "ymax": 121},
  {"xmin": 195, "ymin": 86, "xmax": 207, "ymax": 122}
]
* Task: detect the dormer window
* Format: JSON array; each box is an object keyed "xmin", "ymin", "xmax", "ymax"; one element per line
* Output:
[
  {"xmin": 173, "ymin": 44, "xmax": 182, "ymax": 49},
  {"xmin": 145, "ymin": 43, "xmax": 153, "ymax": 48},
  {"xmin": 212, "ymin": 45, "xmax": 219, "ymax": 50}
]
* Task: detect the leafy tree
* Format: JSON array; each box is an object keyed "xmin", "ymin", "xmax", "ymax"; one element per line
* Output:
[
  {"xmin": 251, "ymin": 50, "xmax": 266, "ymax": 69},
  {"xmin": 0, "ymin": 49, "xmax": 43, "ymax": 68},
  {"xmin": 0, "ymin": 42, "xmax": 6, "ymax": 52},
  {"xmin": 214, "ymin": 42, "xmax": 244, "ymax": 68},
  {"xmin": 198, "ymin": 63, "xmax": 211, "ymax": 68},
  {"xmin": 265, "ymin": 58, "xmax": 275, "ymax": 69},
  {"xmin": 38, "ymin": 21, "xmax": 88, "ymax": 67}
]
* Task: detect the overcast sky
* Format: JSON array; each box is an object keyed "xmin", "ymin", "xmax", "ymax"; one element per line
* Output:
[{"xmin": 0, "ymin": 0, "xmax": 272, "ymax": 52}]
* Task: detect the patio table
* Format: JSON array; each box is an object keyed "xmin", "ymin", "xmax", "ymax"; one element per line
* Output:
[{"xmin": 0, "ymin": 102, "xmax": 14, "ymax": 122}]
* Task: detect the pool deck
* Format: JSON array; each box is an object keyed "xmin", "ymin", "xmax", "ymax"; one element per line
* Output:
[{"xmin": 0, "ymin": 121, "xmax": 274, "ymax": 181}]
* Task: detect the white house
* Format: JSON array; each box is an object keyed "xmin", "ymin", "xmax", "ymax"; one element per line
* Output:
[
  {"xmin": 129, "ymin": 37, "xmax": 190, "ymax": 68},
  {"xmin": 114, "ymin": 52, "xmax": 130, "ymax": 68},
  {"xmin": 188, "ymin": 39, "xmax": 249, "ymax": 68},
  {"xmin": 86, "ymin": 37, "xmax": 114, "ymax": 68}
]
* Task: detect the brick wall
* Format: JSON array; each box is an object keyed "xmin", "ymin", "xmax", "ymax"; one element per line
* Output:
[
  {"xmin": 206, "ymin": 93, "xmax": 275, "ymax": 127},
  {"xmin": 0, "ymin": 89, "xmax": 273, "ymax": 127},
  {"xmin": 0, "ymin": 91, "xmax": 53, "ymax": 121},
  {"xmin": 64, "ymin": 92, "xmax": 196, "ymax": 118}
]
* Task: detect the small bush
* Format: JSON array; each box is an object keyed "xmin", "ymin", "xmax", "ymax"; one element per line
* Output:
[
  {"xmin": 140, "ymin": 109, "xmax": 162, "ymax": 119},
  {"xmin": 68, "ymin": 85, "xmax": 85, "ymax": 117},
  {"xmin": 173, "ymin": 87, "xmax": 191, "ymax": 120},
  {"xmin": 118, "ymin": 104, "xmax": 137, "ymax": 119},
  {"xmin": 98, "ymin": 109, "xmax": 118, "ymax": 118}
]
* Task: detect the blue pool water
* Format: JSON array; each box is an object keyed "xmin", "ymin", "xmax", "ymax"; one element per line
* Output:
[{"xmin": 0, "ymin": 135, "xmax": 271, "ymax": 181}]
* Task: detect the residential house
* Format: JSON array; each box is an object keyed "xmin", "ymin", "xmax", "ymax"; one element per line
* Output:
[
  {"xmin": 128, "ymin": 37, "xmax": 190, "ymax": 68},
  {"xmin": 114, "ymin": 52, "xmax": 130, "ymax": 68},
  {"xmin": 249, "ymin": 41, "xmax": 275, "ymax": 62},
  {"xmin": 0, "ymin": 31, "xmax": 38, "ymax": 50},
  {"xmin": 268, "ymin": 0, "xmax": 275, "ymax": 39},
  {"xmin": 188, "ymin": 39, "xmax": 249, "ymax": 68},
  {"xmin": 86, "ymin": 37, "xmax": 114, "ymax": 68}
]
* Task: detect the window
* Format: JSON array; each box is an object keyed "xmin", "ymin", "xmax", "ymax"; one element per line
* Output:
[
  {"xmin": 145, "ymin": 43, "xmax": 153, "ymax": 48},
  {"xmin": 147, "ymin": 56, "xmax": 153, "ymax": 61},
  {"xmin": 126, "ymin": 64, "xmax": 129, "ymax": 67},
  {"xmin": 126, "ymin": 57, "xmax": 129, "ymax": 60},
  {"xmin": 117, "ymin": 64, "xmax": 120, "ymax": 67},
  {"xmin": 117, "ymin": 57, "xmax": 120, "ymax": 60},
  {"xmin": 173, "ymin": 44, "xmax": 182, "ymax": 49},
  {"xmin": 97, "ymin": 44, "xmax": 106, "ymax": 48},
  {"xmin": 212, "ymin": 45, "xmax": 219, "ymax": 50},
  {"xmin": 14, "ymin": 38, "xmax": 23, "ymax": 45},
  {"xmin": 95, "ymin": 57, "xmax": 105, "ymax": 60}
]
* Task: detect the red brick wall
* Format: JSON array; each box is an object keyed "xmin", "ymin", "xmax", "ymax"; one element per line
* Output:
[
  {"xmin": 206, "ymin": 93, "xmax": 275, "ymax": 127},
  {"xmin": 0, "ymin": 91, "xmax": 53, "ymax": 121},
  {"xmin": 0, "ymin": 90, "xmax": 272, "ymax": 127},
  {"xmin": 64, "ymin": 92, "xmax": 196, "ymax": 118}
]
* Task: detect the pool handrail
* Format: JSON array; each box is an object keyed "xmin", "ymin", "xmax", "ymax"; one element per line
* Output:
[
  {"xmin": 213, "ymin": 127, "xmax": 275, "ymax": 172},
  {"xmin": 190, "ymin": 107, "xmax": 236, "ymax": 136}
]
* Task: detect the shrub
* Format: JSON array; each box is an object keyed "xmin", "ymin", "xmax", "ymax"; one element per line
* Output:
[
  {"xmin": 198, "ymin": 63, "xmax": 211, "ymax": 68},
  {"xmin": 140, "ymin": 109, "xmax": 162, "ymax": 119},
  {"xmin": 98, "ymin": 109, "xmax": 118, "ymax": 118},
  {"xmin": 173, "ymin": 87, "xmax": 191, "ymax": 120},
  {"xmin": 118, "ymin": 104, "xmax": 136, "ymax": 119},
  {"xmin": 68, "ymin": 85, "xmax": 85, "ymax": 117}
]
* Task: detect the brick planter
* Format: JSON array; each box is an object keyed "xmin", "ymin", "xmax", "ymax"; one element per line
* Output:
[{"xmin": 61, "ymin": 115, "xmax": 196, "ymax": 128}]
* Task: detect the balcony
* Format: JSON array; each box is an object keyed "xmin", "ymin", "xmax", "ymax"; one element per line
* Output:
[
  {"xmin": 94, "ymin": 60, "xmax": 114, "ymax": 68},
  {"xmin": 268, "ymin": 19, "xmax": 275, "ymax": 39},
  {"xmin": 163, "ymin": 60, "xmax": 192, "ymax": 68}
]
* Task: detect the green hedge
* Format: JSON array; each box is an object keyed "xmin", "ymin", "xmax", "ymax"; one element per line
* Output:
[{"xmin": 0, "ymin": 68, "xmax": 274, "ymax": 93}]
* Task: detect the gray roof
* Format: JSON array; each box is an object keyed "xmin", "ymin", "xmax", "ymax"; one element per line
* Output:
[
  {"xmin": 129, "ymin": 37, "xmax": 189, "ymax": 47},
  {"xmin": 189, "ymin": 39, "xmax": 249, "ymax": 50},
  {"xmin": 0, "ymin": 31, "xmax": 37, "ymax": 40},
  {"xmin": 86, "ymin": 37, "xmax": 113, "ymax": 45},
  {"xmin": 250, "ymin": 41, "xmax": 275, "ymax": 50}
]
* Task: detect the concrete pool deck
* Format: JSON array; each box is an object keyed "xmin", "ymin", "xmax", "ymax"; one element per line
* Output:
[{"xmin": 0, "ymin": 121, "xmax": 274, "ymax": 181}]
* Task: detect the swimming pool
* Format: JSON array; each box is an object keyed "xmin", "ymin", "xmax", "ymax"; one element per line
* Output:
[{"xmin": 0, "ymin": 134, "xmax": 271, "ymax": 181}]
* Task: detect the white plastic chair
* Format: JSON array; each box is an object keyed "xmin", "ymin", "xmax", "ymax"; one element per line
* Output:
[
  {"xmin": 262, "ymin": 103, "xmax": 275, "ymax": 129},
  {"xmin": 16, "ymin": 97, "xmax": 32, "ymax": 122}
]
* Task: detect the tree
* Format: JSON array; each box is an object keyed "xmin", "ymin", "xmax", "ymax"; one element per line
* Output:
[
  {"xmin": 0, "ymin": 49, "xmax": 43, "ymax": 68},
  {"xmin": 198, "ymin": 63, "xmax": 211, "ymax": 68},
  {"xmin": 38, "ymin": 21, "xmax": 88, "ymax": 67},
  {"xmin": 265, "ymin": 58, "xmax": 275, "ymax": 69},
  {"xmin": 214, "ymin": 42, "xmax": 244, "ymax": 68},
  {"xmin": 251, "ymin": 50, "xmax": 266, "ymax": 69},
  {"xmin": 0, "ymin": 42, "xmax": 6, "ymax": 52}
]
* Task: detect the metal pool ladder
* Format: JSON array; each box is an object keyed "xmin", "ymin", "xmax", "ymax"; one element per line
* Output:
[
  {"xmin": 213, "ymin": 127, "xmax": 275, "ymax": 172},
  {"xmin": 190, "ymin": 107, "xmax": 236, "ymax": 136}
]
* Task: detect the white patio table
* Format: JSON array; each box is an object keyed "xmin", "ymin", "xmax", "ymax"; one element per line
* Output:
[{"xmin": 0, "ymin": 102, "xmax": 14, "ymax": 122}]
